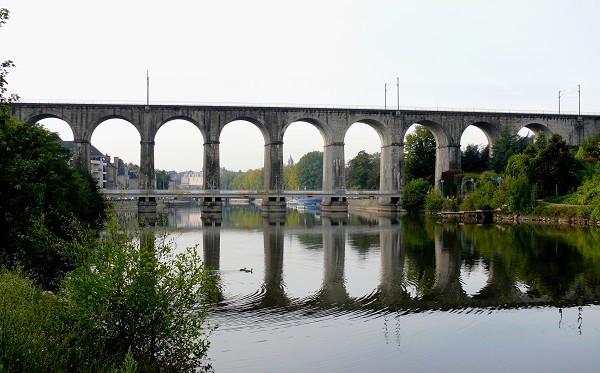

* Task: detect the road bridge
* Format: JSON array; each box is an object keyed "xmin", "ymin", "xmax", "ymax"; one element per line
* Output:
[{"xmin": 12, "ymin": 102, "xmax": 600, "ymax": 214}]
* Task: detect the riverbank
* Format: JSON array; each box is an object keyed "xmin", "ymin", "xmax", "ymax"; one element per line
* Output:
[{"xmin": 347, "ymin": 198, "xmax": 600, "ymax": 227}]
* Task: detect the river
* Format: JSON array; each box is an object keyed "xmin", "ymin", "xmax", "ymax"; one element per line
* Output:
[{"xmin": 159, "ymin": 206, "xmax": 600, "ymax": 372}]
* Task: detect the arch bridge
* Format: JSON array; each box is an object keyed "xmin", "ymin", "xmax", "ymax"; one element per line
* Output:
[{"xmin": 11, "ymin": 102, "xmax": 600, "ymax": 213}]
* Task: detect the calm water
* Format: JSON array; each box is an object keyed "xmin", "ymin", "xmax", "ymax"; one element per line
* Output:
[{"xmin": 161, "ymin": 206, "xmax": 600, "ymax": 372}]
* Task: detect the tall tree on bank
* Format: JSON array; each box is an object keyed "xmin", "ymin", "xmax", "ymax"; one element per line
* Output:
[
  {"xmin": 346, "ymin": 151, "xmax": 380, "ymax": 189},
  {"xmin": 0, "ymin": 8, "xmax": 105, "ymax": 287},
  {"xmin": 532, "ymin": 134, "xmax": 576, "ymax": 196},
  {"xmin": 296, "ymin": 151, "xmax": 323, "ymax": 190},
  {"xmin": 489, "ymin": 126, "xmax": 531, "ymax": 173},
  {"xmin": 404, "ymin": 125, "xmax": 436, "ymax": 185},
  {"xmin": 461, "ymin": 144, "xmax": 489, "ymax": 173}
]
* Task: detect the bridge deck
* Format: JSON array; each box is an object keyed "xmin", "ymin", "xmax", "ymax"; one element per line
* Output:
[{"xmin": 102, "ymin": 189, "xmax": 400, "ymax": 199}]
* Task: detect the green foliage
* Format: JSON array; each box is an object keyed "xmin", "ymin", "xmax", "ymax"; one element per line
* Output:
[
  {"xmin": 283, "ymin": 164, "xmax": 299, "ymax": 190},
  {"xmin": 155, "ymin": 169, "xmax": 171, "ymax": 189},
  {"xmin": 490, "ymin": 126, "xmax": 530, "ymax": 172},
  {"xmin": 296, "ymin": 151, "xmax": 323, "ymax": 190},
  {"xmin": 0, "ymin": 116, "xmax": 106, "ymax": 289},
  {"xmin": 62, "ymin": 210, "xmax": 217, "ymax": 372},
  {"xmin": 461, "ymin": 144, "xmax": 489, "ymax": 173},
  {"xmin": 575, "ymin": 132, "xmax": 600, "ymax": 162},
  {"xmin": 1, "ymin": 212, "xmax": 217, "ymax": 372},
  {"xmin": 231, "ymin": 168, "xmax": 263, "ymax": 189},
  {"xmin": 402, "ymin": 178, "xmax": 431, "ymax": 214},
  {"xmin": 505, "ymin": 153, "xmax": 534, "ymax": 180},
  {"xmin": 442, "ymin": 197, "xmax": 459, "ymax": 212},
  {"xmin": 0, "ymin": 268, "xmax": 83, "ymax": 372},
  {"xmin": 0, "ymin": 9, "xmax": 19, "ymax": 105},
  {"xmin": 505, "ymin": 175, "xmax": 536, "ymax": 214},
  {"xmin": 532, "ymin": 134, "xmax": 575, "ymax": 196},
  {"xmin": 345, "ymin": 151, "xmax": 380, "ymax": 189},
  {"xmin": 404, "ymin": 125, "xmax": 436, "ymax": 184},
  {"xmin": 220, "ymin": 168, "xmax": 242, "ymax": 190},
  {"xmin": 424, "ymin": 188, "xmax": 444, "ymax": 212}
]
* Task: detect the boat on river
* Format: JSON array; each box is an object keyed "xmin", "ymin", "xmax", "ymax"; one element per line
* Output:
[{"xmin": 296, "ymin": 198, "xmax": 322, "ymax": 212}]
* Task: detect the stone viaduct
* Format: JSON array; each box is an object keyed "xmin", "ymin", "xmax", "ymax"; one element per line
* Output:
[{"xmin": 11, "ymin": 102, "xmax": 600, "ymax": 211}]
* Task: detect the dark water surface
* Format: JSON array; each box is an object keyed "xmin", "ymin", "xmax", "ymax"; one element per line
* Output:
[{"xmin": 163, "ymin": 206, "xmax": 600, "ymax": 372}]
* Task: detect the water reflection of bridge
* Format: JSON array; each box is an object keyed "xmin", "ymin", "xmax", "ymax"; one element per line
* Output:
[{"xmin": 196, "ymin": 213, "xmax": 597, "ymax": 312}]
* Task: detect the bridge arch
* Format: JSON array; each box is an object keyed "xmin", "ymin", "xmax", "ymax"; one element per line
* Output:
[
  {"xmin": 282, "ymin": 120, "xmax": 325, "ymax": 190},
  {"xmin": 405, "ymin": 119, "xmax": 451, "ymax": 147},
  {"xmin": 90, "ymin": 118, "xmax": 141, "ymax": 188},
  {"xmin": 282, "ymin": 116, "xmax": 336, "ymax": 193},
  {"xmin": 154, "ymin": 119, "xmax": 204, "ymax": 175},
  {"xmin": 38, "ymin": 118, "xmax": 74, "ymax": 141},
  {"xmin": 155, "ymin": 115, "xmax": 206, "ymax": 143},
  {"xmin": 281, "ymin": 116, "xmax": 330, "ymax": 143},
  {"xmin": 462, "ymin": 121, "xmax": 499, "ymax": 149},
  {"xmin": 520, "ymin": 122, "xmax": 552, "ymax": 139},
  {"xmin": 220, "ymin": 115, "xmax": 271, "ymax": 144},
  {"xmin": 403, "ymin": 120, "xmax": 454, "ymax": 187},
  {"xmin": 343, "ymin": 120, "xmax": 385, "ymax": 191},
  {"xmin": 89, "ymin": 115, "xmax": 140, "ymax": 141}
]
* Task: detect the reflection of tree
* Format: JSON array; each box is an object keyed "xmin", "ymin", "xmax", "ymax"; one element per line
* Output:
[
  {"xmin": 206, "ymin": 208, "xmax": 600, "ymax": 312},
  {"xmin": 296, "ymin": 233, "xmax": 323, "ymax": 249},
  {"xmin": 347, "ymin": 233, "xmax": 379, "ymax": 255},
  {"xmin": 403, "ymin": 218, "xmax": 437, "ymax": 296},
  {"xmin": 285, "ymin": 209, "xmax": 321, "ymax": 227}
]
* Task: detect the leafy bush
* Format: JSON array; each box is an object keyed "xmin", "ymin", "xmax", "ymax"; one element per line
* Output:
[
  {"xmin": 0, "ymin": 114, "xmax": 105, "ymax": 289},
  {"xmin": 402, "ymin": 178, "xmax": 431, "ymax": 214},
  {"xmin": 442, "ymin": 197, "xmax": 459, "ymax": 212},
  {"xmin": 0, "ymin": 268, "xmax": 85, "ymax": 372},
  {"xmin": 506, "ymin": 175, "xmax": 536, "ymax": 214},
  {"xmin": 1, "ymin": 212, "xmax": 218, "ymax": 372},
  {"xmin": 62, "ymin": 211, "xmax": 218, "ymax": 372},
  {"xmin": 424, "ymin": 188, "xmax": 444, "ymax": 212}
]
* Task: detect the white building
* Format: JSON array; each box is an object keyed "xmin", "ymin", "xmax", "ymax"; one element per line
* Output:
[{"xmin": 179, "ymin": 171, "xmax": 203, "ymax": 189}]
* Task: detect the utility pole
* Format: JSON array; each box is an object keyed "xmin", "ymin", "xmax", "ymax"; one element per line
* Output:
[
  {"xmin": 558, "ymin": 90, "xmax": 561, "ymax": 114},
  {"xmin": 397, "ymin": 77, "xmax": 399, "ymax": 110},
  {"xmin": 578, "ymin": 84, "xmax": 581, "ymax": 115},
  {"xmin": 384, "ymin": 83, "xmax": 387, "ymax": 110}
]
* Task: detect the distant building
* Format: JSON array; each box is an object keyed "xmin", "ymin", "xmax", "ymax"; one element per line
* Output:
[
  {"xmin": 61, "ymin": 141, "xmax": 106, "ymax": 188},
  {"xmin": 61, "ymin": 141, "xmax": 137, "ymax": 189},
  {"xmin": 179, "ymin": 171, "xmax": 203, "ymax": 189},
  {"xmin": 288, "ymin": 155, "xmax": 294, "ymax": 166}
]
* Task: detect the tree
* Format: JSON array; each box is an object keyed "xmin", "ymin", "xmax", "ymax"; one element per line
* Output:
[
  {"xmin": 62, "ymin": 213, "xmax": 217, "ymax": 371},
  {"xmin": 231, "ymin": 168, "xmax": 263, "ymax": 190},
  {"xmin": 0, "ymin": 116, "xmax": 106, "ymax": 288},
  {"xmin": 283, "ymin": 163, "xmax": 300, "ymax": 190},
  {"xmin": 489, "ymin": 126, "xmax": 530, "ymax": 172},
  {"xmin": 0, "ymin": 9, "xmax": 19, "ymax": 105},
  {"xmin": 404, "ymin": 125, "xmax": 436, "ymax": 185},
  {"xmin": 296, "ymin": 151, "xmax": 323, "ymax": 190},
  {"xmin": 532, "ymin": 134, "xmax": 575, "ymax": 196},
  {"xmin": 345, "ymin": 151, "xmax": 380, "ymax": 189},
  {"xmin": 402, "ymin": 178, "xmax": 431, "ymax": 214},
  {"xmin": 156, "ymin": 169, "xmax": 171, "ymax": 189},
  {"xmin": 220, "ymin": 168, "xmax": 242, "ymax": 190},
  {"xmin": 461, "ymin": 144, "xmax": 489, "ymax": 173}
]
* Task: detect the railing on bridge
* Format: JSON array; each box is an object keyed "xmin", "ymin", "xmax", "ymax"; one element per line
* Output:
[{"xmin": 101, "ymin": 189, "xmax": 401, "ymax": 199}]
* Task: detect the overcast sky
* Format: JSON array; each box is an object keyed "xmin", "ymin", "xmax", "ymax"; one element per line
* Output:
[{"xmin": 4, "ymin": 0, "xmax": 600, "ymax": 171}]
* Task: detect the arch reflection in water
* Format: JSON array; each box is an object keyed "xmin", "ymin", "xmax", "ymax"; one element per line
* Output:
[
  {"xmin": 181, "ymin": 207, "xmax": 600, "ymax": 313},
  {"xmin": 158, "ymin": 207, "xmax": 600, "ymax": 372}
]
